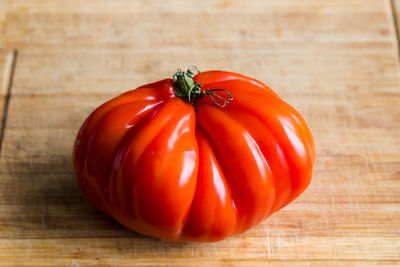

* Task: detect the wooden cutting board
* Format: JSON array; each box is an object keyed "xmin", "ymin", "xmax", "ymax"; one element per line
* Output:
[{"xmin": 0, "ymin": 0, "xmax": 399, "ymax": 265}]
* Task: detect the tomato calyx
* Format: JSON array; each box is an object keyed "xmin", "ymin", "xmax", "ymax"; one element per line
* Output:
[{"xmin": 172, "ymin": 66, "xmax": 233, "ymax": 108}]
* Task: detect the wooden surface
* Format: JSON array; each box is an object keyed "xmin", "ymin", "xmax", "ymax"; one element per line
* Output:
[{"xmin": 0, "ymin": 0, "xmax": 400, "ymax": 265}]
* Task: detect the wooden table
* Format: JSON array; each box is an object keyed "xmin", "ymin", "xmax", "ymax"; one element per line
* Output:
[{"xmin": 0, "ymin": 0, "xmax": 399, "ymax": 265}]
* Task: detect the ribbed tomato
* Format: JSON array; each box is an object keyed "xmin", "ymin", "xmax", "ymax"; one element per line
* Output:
[{"xmin": 73, "ymin": 68, "xmax": 315, "ymax": 242}]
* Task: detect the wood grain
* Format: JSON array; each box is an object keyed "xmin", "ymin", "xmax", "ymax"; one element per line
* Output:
[
  {"xmin": 0, "ymin": 0, "xmax": 400, "ymax": 265},
  {"xmin": 0, "ymin": 0, "xmax": 7, "ymax": 48}
]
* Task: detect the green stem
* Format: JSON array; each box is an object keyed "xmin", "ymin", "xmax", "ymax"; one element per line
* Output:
[{"xmin": 172, "ymin": 66, "xmax": 233, "ymax": 108}]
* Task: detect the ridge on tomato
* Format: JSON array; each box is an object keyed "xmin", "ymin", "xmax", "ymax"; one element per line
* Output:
[{"xmin": 73, "ymin": 67, "xmax": 315, "ymax": 242}]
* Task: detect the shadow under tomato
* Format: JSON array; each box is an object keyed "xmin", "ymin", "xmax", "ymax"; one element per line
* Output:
[{"xmin": 1, "ymin": 152, "xmax": 226, "ymax": 247}]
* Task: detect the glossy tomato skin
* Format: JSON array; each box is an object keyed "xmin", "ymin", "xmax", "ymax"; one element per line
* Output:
[{"xmin": 73, "ymin": 71, "xmax": 315, "ymax": 242}]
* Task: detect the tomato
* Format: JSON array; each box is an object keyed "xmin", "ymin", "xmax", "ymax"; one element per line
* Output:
[{"xmin": 73, "ymin": 67, "xmax": 315, "ymax": 242}]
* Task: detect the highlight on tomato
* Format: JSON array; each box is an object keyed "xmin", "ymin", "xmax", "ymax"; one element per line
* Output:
[{"xmin": 73, "ymin": 67, "xmax": 315, "ymax": 242}]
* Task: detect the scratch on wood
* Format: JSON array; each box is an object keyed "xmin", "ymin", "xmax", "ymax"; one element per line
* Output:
[
  {"xmin": 386, "ymin": 0, "xmax": 400, "ymax": 73},
  {"xmin": 0, "ymin": 50, "xmax": 17, "ymax": 155}
]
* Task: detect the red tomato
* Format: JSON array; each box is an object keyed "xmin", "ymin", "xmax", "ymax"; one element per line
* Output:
[{"xmin": 73, "ymin": 68, "xmax": 315, "ymax": 242}]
